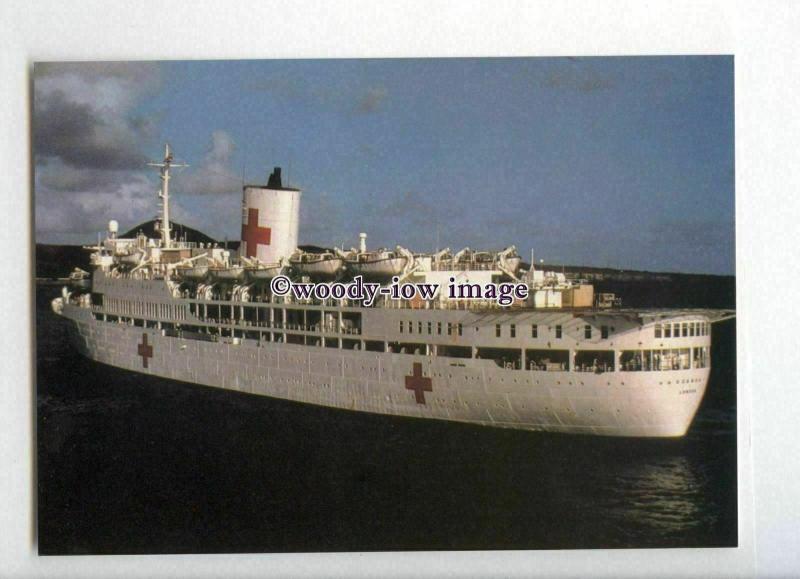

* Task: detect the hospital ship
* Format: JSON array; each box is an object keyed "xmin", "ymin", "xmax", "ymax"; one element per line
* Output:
[{"xmin": 51, "ymin": 145, "xmax": 735, "ymax": 437}]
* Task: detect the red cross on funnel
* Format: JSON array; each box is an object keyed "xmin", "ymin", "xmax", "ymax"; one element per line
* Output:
[{"xmin": 241, "ymin": 208, "xmax": 271, "ymax": 258}]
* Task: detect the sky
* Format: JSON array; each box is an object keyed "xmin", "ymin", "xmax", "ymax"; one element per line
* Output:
[{"xmin": 33, "ymin": 57, "xmax": 735, "ymax": 274}]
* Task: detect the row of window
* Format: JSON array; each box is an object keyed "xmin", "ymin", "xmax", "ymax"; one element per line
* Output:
[
  {"xmin": 399, "ymin": 320, "xmax": 464, "ymax": 336},
  {"xmin": 498, "ymin": 323, "xmax": 567, "ymax": 339},
  {"xmin": 186, "ymin": 303, "xmax": 363, "ymax": 334},
  {"xmin": 620, "ymin": 347, "xmax": 710, "ymax": 371},
  {"xmin": 102, "ymin": 296, "xmax": 187, "ymax": 321},
  {"xmin": 92, "ymin": 313, "xmax": 713, "ymax": 373},
  {"xmin": 399, "ymin": 322, "xmax": 619, "ymax": 341},
  {"xmin": 654, "ymin": 321, "xmax": 709, "ymax": 339}
]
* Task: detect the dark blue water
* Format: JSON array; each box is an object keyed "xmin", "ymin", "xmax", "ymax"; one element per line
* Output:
[{"xmin": 35, "ymin": 285, "xmax": 737, "ymax": 554}]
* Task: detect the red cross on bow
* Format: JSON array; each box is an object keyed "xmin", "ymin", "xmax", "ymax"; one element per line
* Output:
[
  {"xmin": 405, "ymin": 362, "xmax": 433, "ymax": 405},
  {"xmin": 137, "ymin": 333, "xmax": 153, "ymax": 368},
  {"xmin": 241, "ymin": 207, "xmax": 271, "ymax": 258}
]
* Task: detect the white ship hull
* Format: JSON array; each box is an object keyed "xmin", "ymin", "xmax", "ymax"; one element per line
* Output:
[{"xmin": 58, "ymin": 298, "xmax": 712, "ymax": 438}]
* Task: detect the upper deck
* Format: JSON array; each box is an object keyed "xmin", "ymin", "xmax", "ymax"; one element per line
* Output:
[{"xmin": 78, "ymin": 272, "xmax": 732, "ymax": 376}]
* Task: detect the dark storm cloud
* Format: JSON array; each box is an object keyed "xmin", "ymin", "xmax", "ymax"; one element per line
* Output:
[
  {"xmin": 34, "ymin": 89, "xmax": 150, "ymax": 170},
  {"xmin": 34, "ymin": 62, "xmax": 163, "ymax": 242},
  {"xmin": 37, "ymin": 162, "xmax": 135, "ymax": 193},
  {"xmin": 34, "ymin": 63, "xmax": 249, "ymax": 243},
  {"xmin": 33, "ymin": 61, "xmax": 161, "ymax": 170}
]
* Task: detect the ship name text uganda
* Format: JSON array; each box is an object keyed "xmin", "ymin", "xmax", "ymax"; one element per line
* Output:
[{"xmin": 52, "ymin": 145, "xmax": 735, "ymax": 438}]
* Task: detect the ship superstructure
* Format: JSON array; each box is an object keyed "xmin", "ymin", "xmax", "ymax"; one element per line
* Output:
[{"xmin": 51, "ymin": 146, "xmax": 734, "ymax": 437}]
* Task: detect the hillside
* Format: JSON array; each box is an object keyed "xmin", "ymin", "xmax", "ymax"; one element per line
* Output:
[{"xmin": 121, "ymin": 220, "xmax": 220, "ymax": 246}]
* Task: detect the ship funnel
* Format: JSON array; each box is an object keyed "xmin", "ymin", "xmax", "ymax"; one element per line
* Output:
[
  {"xmin": 241, "ymin": 167, "xmax": 301, "ymax": 263},
  {"xmin": 359, "ymin": 232, "xmax": 367, "ymax": 253},
  {"xmin": 267, "ymin": 167, "xmax": 282, "ymax": 189}
]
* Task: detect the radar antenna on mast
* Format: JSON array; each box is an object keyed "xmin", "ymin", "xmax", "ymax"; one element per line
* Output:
[{"xmin": 147, "ymin": 143, "xmax": 188, "ymax": 249}]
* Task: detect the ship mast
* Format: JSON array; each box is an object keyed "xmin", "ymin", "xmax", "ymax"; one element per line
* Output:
[{"xmin": 148, "ymin": 144, "xmax": 187, "ymax": 249}]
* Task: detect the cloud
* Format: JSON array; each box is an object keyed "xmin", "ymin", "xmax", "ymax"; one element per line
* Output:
[
  {"xmin": 170, "ymin": 192, "xmax": 242, "ymax": 243},
  {"xmin": 35, "ymin": 175, "xmax": 156, "ymax": 240},
  {"xmin": 354, "ymin": 189, "xmax": 467, "ymax": 251},
  {"xmin": 34, "ymin": 62, "xmax": 160, "ymax": 170},
  {"xmin": 34, "ymin": 62, "xmax": 165, "ymax": 243},
  {"xmin": 379, "ymin": 190, "xmax": 462, "ymax": 224},
  {"xmin": 33, "ymin": 64, "xmax": 242, "ymax": 242},
  {"xmin": 296, "ymin": 188, "xmax": 453, "ymax": 251},
  {"xmin": 355, "ymin": 86, "xmax": 388, "ymax": 114},
  {"xmin": 176, "ymin": 130, "xmax": 241, "ymax": 196},
  {"xmin": 248, "ymin": 74, "xmax": 388, "ymax": 115},
  {"xmin": 645, "ymin": 218, "xmax": 734, "ymax": 252},
  {"xmin": 545, "ymin": 68, "xmax": 616, "ymax": 93},
  {"xmin": 34, "ymin": 89, "xmax": 153, "ymax": 170},
  {"xmin": 298, "ymin": 189, "xmax": 346, "ymax": 247},
  {"xmin": 35, "ymin": 62, "xmax": 159, "ymax": 85},
  {"xmin": 37, "ymin": 159, "xmax": 137, "ymax": 193}
]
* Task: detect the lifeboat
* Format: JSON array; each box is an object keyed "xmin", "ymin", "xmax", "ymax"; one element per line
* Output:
[
  {"xmin": 68, "ymin": 267, "xmax": 91, "ymax": 288},
  {"xmin": 427, "ymin": 249, "xmax": 453, "ymax": 271},
  {"xmin": 246, "ymin": 262, "xmax": 283, "ymax": 282},
  {"xmin": 497, "ymin": 246, "xmax": 522, "ymax": 275},
  {"xmin": 208, "ymin": 265, "xmax": 246, "ymax": 282},
  {"xmin": 503, "ymin": 253, "xmax": 522, "ymax": 273},
  {"xmin": 450, "ymin": 246, "xmax": 522, "ymax": 274},
  {"xmin": 347, "ymin": 249, "xmax": 408, "ymax": 281},
  {"xmin": 472, "ymin": 251, "xmax": 495, "ymax": 270},
  {"xmin": 118, "ymin": 249, "xmax": 144, "ymax": 266},
  {"xmin": 289, "ymin": 251, "xmax": 344, "ymax": 280},
  {"xmin": 175, "ymin": 264, "xmax": 209, "ymax": 281}
]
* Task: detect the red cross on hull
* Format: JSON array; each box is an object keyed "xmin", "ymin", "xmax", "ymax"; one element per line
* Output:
[
  {"xmin": 137, "ymin": 333, "xmax": 153, "ymax": 368},
  {"xmin": 241, "ymin": 207, "xmax": 272, "ymax": 258},
  {"xmin": 405, "ymin": 362, "xmax": 432, "ymax": 404}
]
